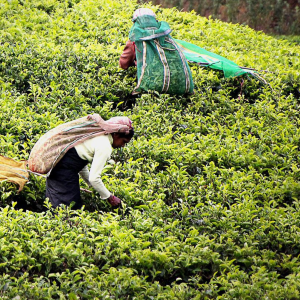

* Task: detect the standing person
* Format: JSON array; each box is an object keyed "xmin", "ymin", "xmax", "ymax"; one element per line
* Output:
[
  {"xmin": 28, "ymin": 115, "xmax": 134, "ymax": 209},
  {"xmin": 119, "ymin": 8, "xmax": 194, "ymax": 95}
]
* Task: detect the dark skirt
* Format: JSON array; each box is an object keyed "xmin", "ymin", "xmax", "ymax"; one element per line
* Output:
[{"xmin": 46, "ymin": 147, "xmax": 88, "ymax": 209}]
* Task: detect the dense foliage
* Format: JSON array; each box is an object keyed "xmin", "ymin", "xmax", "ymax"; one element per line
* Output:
[
  {"xmin": 275, "ymin": 35, "xmax": 300, "ymax": 46},
  {"xmin": 143, "ymin": 0, "xmax": 300, "ymax": 35},
  {"xmin": 0, "ymin": 0, "xmax": 300, "ymax": 298}
]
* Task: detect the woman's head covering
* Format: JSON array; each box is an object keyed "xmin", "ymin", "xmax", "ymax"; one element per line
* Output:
[
  {"xmin": 106, "ymin": 116, "xmax": 133, "ymax": 133},
  {"xmin": 87, "ymin": 114, "xmax": 133, "ymax": 134},
  {"xmin": 132, "ymin": 8, "xmax": 156, "ymax": 22}
]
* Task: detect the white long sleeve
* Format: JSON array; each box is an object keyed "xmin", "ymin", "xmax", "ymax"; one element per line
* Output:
[
  {"xmin": 78, "ymin": 165, "xmax": 91, "ymax": 186},
  {"xmin": 75, "ymin": 134, "xmax": 113, "ymax": 199}
]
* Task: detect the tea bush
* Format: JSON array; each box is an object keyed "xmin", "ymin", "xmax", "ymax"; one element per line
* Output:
[
  {"xmin": 1, "ymin": 0, "xmax": 300, "ymax": 298},
  {"xmin": 145, "ymin": 0, "xmax": 300, "ymax": 35}
]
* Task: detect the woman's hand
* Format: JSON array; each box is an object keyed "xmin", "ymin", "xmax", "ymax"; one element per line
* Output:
[{"xmin": 108, "ymin": 194, "xmax": 121, "ymax": 207}]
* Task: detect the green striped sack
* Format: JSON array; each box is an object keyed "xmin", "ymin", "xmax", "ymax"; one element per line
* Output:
[{"xmin": 129, "ymin": 15, "xmax": 194, "ymax": 95}]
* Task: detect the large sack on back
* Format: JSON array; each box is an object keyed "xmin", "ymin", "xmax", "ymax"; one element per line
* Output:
[
  {"xmin": 129, "ymin": 15, "xmax": 194, "ymax": 95},
  {"xmin": 28, "ymin": 114, "xmax": 131, "ymax": 175}
]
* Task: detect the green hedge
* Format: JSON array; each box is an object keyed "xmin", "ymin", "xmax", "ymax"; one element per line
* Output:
[
  {"xmin": 1, "ymin": 0, "xmax": 300, "ymax": 298},
  {"xmin": 144, "ymin": 0, "xmax": 300, "ymax": 35}
]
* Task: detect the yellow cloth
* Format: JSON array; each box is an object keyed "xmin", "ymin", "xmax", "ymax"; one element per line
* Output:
[{"xmin": 0, "ymin": 155, "xmax": 29, "ymax": 192}]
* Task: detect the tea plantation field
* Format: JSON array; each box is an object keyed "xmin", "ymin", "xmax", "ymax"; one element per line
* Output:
[{"xmin": 1, "ymin": 0, "xmax": 300, "ymax": 299}]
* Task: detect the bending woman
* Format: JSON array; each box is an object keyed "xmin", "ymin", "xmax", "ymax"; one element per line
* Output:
[{"xmin": 29, "ymin": 115, "xmax": 134, "ymax": 209}]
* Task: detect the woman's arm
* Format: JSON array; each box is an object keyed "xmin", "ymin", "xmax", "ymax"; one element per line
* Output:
[
  {"xmin": 88, "ymin": 146, "xmax": 112, "ymax": 199},
  {"xmin": 119, "ymin": 40, "xmax": 136, "ymax": 70},
  {"xmin": 79, "ymin": 165, "xmax": 91, "ymax": 186}
]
